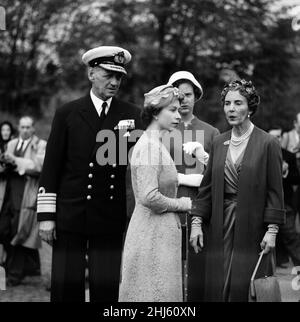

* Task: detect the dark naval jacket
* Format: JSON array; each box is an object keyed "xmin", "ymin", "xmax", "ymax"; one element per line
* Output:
[{"xmin": 37, "ymin": 94, "xmax": 143, "ymax": 235}]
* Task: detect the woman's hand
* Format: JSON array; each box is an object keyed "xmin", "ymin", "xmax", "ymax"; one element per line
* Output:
[
  {"xmin": 189, "ymin": 217, "xmax": 204, "ymax": 254},
  {"xmin": 183, "ymin": 142, "xmax": 209, "ymax": 165},
  {"xmin": 260, "ymin": 225, "xmax": 278, "ymax": 254}
]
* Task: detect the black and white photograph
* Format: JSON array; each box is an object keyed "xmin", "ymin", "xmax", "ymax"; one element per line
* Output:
[{"xmin": 0, "ymin": 0, "xmax": 300, "ymax": 306}]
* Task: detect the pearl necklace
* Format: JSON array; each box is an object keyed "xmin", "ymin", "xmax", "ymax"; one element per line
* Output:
[{"xmin": 230, "ymin": 123, "xmax": 254, "ymax": 147}]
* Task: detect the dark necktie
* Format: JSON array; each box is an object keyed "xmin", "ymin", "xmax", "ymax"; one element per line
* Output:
[
  {"xmin": 99, "ymin": 101, "xmax": 107, "ymax": 127},
  {"xmin": 15, "ymin": 140, "xmax": 24, "ymax": 157}
]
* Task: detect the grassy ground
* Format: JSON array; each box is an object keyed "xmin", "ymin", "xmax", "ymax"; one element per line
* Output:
[{"xmin": 0, "ymin": 240, "xmax": 299, "ymax": 302}]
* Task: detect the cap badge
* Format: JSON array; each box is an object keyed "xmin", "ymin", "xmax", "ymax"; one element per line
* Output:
[{"xmin": 114, "ymin": 51, "xmax": 125, "ymax": 64}]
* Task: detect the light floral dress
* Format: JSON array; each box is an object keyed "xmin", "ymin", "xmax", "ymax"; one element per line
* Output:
[{"xmin": 118, "ymin": 132, "xmax": 191, "ymax": 302}]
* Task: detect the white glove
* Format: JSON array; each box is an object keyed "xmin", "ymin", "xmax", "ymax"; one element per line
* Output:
[
  {"xmin": 190, "ymin": 216, "xmax": 204, "ymax": 254},
  {"xmin": 183, "ymin": 142, "xmax": 209, "ymax": 165},
  {"xmin": 177, "ymin": 173, "xmax": 185, "ymax": 186},
  {"xmin": 39, "ymin": 221, "xmax": 56, "ymax": 246},
  {"xmin": 177, "ymin": 173, "xmax": 203, "ymax": 187},
  {"xmin": 260, "ymin": 224, "xmax": 278, "ymax": 254}
]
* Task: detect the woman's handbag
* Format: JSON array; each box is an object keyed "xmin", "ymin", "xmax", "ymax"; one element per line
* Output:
[{"xmin": 249, "ymin": 251, "xmax": 281, "ymax": 302}]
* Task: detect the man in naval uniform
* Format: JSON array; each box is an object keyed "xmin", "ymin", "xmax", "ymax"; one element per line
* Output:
[{"xmin": 37, "ymin": 46, "xmax": 143, "ymax": 302}]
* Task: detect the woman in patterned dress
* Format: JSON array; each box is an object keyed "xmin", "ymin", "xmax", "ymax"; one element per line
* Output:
[{"xmin": 119, "ymin": 84, "xmax": 202, "ymax": 302}]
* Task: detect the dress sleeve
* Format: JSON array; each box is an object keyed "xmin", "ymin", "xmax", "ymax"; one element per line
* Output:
[
  {"xmin": 190, "ymin": 141, "xmax": 214, "ymax": 222},
  {"xmin": 263, "ymin": 138, "xmax": 286, "ymax": 224},
  {"xmin": 134, "ymin": 142, "xmax": 191, "ymax": 214}
]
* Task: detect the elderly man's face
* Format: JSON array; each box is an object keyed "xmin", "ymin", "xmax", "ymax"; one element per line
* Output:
[
  {"xmin": 89, "ymin": 67, "xmax": 123, "ymax": 101},
  {"xmin": 18, "ymin": 117, "xmax": 34, "ymax": 140}
]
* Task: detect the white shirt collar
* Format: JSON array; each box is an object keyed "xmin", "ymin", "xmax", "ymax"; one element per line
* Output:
[
  {"xmin": 90, "ymin": 89, "xmax": 112, "ymax": 117},
  {"xmin": 17, "ymin": 137, "xmax": 31, "ymax": 151}
]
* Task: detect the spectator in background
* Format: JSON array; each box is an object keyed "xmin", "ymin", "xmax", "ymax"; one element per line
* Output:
[
  {"xmin": 219, "ymin": 68, "xmax": 241, "ymax": 84},
  {"xmin": 0, "ymin": 116, "xmax": 46, "ymax": 286},
  {"xmin": 0, "ymin": 121, "xmax": 15, "ymax": 177},
  {"xmin": 269, "ymin": 126, "xmax": 300, "ymax": 268},
  {"xmin": 0, "ymin": 121, "xmax": 14, "ymax": 154},
  {"xmin": 0, "ymin": 121, "xmax": 15, "ymax": 265},
  {"xmin": 282, "ymin": 112, "xmax": 300, "ymax": 171},
  {"xmin": 282, "ymin": 112, "xmax": 300, "ymax": 234}
]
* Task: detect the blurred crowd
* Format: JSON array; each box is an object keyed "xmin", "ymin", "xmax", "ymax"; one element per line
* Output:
[
  {"xmin": 269, "ymin": 113, "xmax": 300, "ymax": 269},
  {"xmin": 0, "ymin": 117, "xmax": 47, "ymax": 287}
]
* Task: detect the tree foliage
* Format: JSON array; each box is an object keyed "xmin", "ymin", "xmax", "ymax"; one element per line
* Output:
[{"xmin": 0, "ymin": 0, "xmax": 299, "ymax": 132}]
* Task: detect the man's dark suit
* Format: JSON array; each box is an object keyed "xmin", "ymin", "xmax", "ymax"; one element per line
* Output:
[
  {"xmin": 37, "ymin": 94, "xmax": 142, "ymax": 302},
  {"xmin": 276, "ymin": 148, "xmax": 300, "ymax": 266}
]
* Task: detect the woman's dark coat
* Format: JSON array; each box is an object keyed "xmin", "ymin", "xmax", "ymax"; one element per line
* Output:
[{"xmin": 192, "ymin": 126, "xmax": 286, "ymax": 301}]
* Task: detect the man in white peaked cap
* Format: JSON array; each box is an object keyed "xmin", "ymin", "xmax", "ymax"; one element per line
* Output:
[{"xmin": 37, "ymin": 45, "xmax": 142, "ymax": 302}]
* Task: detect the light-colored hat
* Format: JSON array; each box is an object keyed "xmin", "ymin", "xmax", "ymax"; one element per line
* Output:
[
  {"xmin": 144, "ymin": 84, "xmax": 182, "ymax": 108},
  {"xmin": 167, "ymin": 71, "xmax": 203, "ymax": 99},
  {"xmin": 82, "ymin": 46, "xmax": 131, "ymax": 75}
]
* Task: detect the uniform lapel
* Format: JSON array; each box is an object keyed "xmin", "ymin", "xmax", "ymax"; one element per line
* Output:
[{"xmin": 78, "ymin": 94, "xmax": 101, "ymax": 135}]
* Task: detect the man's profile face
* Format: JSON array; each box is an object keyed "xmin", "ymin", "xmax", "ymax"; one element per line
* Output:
[
  {"xmin": 269, "ymin": 129, "xmax": 282, "ymax": 144},
  {"xmin": 89, "ymin": 67, "xmax": 123, "ymax": 101},
  {"xmin": 18, "ymin": 117, "xmax": 34, "ymax": 140}
]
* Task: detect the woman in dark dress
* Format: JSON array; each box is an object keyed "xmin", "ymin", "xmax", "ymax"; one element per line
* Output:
[
  {"xmin": 190, "ymin": 80, "xmax": 285, "ymax": 302},
  {"xmin": 0, "ymin": 121, "xmax": 14, "ymax": 264}
]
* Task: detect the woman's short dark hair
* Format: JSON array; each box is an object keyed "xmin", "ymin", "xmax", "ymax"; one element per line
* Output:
[
  {"xmin": 221, "ymin": 79, "xmax": 260, "ymax": 116},
  {"xmin": 141, "ymin": 105, "xmax": 163, "ymax": 128}
]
